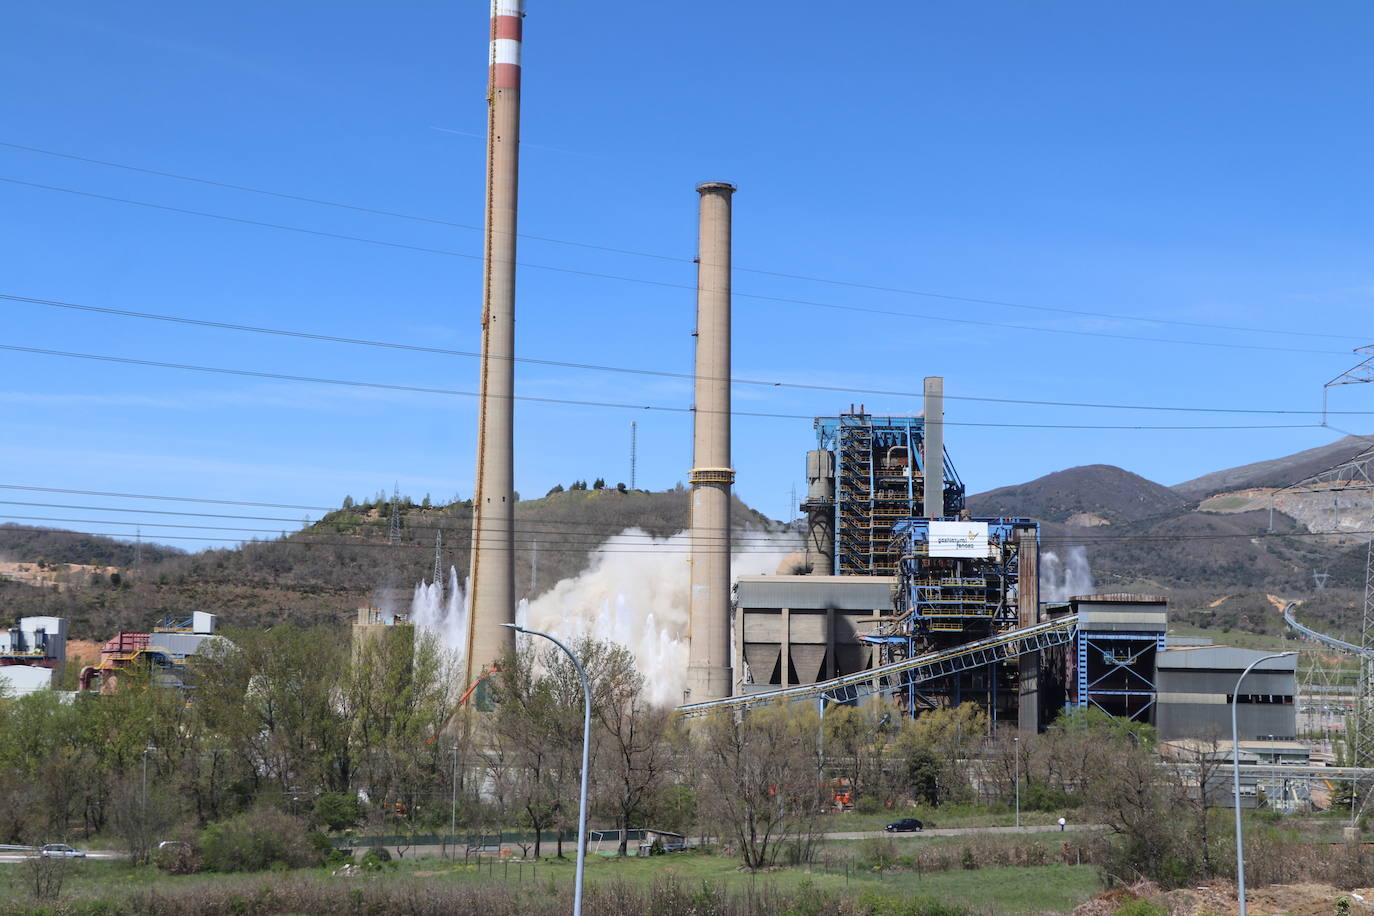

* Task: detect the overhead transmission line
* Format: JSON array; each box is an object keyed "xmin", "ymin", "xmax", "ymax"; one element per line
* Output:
[
  {"xmin": 0, "ymin": 343, "xmax": 1329, "ymax": 430},
  {"xmin": 0, "ymin": 519, "xmax": 799, "ymax": 555},
  {"xmin": 0, "ymin": 175, "xmax": 1357, "ymax": 358},
  {"xmin": 0, "ymin": 498, "xmax": 811, "ymax": 546},
  {"xmin": 0, "ymin": 484, "xmax": 1362, "ymax": 546},
  {"xmin": 2, "ymin": 519, "xmax": 1368, "ymax": 554},
  {"xmin": 1, "ymin": 139, "xmax": 1365, "ymax": 343},
  {"xmin": 8, "ymin": 292, "xmax": 1373, "ymax": 417}
]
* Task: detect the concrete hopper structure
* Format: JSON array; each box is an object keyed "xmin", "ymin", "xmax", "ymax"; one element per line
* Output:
[
  {"xmin": 686, "ymin": 181, "xmax": 736, "ymax": 702},
  {"xmin": 466, "ymin": 0, "xmax": 524, "ymax": 690}
]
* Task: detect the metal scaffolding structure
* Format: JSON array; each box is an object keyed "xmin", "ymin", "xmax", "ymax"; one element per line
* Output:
[
  {"xmin": 808, "ymin": 411, "xmax": 966, "ymax": 576},
  {"xmin": 1074, "ymin": 630, "xmax": 1164, "ymax": 721}
]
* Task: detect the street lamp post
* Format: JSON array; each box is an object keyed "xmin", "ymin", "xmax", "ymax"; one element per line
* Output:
[
  {"xmin": 450, "ymin": 744, "xmax": 459, "ymax": 858},
  {"xmin": 1232, "ymin": 651, "xmax": 1295, "ymax": 916},
  {"xmin": 1013, "ymin": 736, "xmax": 1020, "ymax": 829},
  {"xmin": 504, "ymin": 623, "xmax": 591, "ymax": 916},
  {"xmin": 142, "ymin": 742, "xmax": 156, "ymax": 810},
  {"xmin": 141, "ymin": 742, "xmax": 157, "ymax": 864}
]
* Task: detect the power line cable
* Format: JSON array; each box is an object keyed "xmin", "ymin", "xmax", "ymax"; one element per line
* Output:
[
  {"xmin": 0, "ymin": 483, "xmax": 330, "ymax": 512},
  {"xmin": 0, "ymin": 176, "xmax": 1356, "ymax": 357},
  {"xmin": 0, "ymin": 342, "xmax": 1325, "ymax": 430},
  {"xmin": 0, "ymin": 498, "xmax": 811, "ymax": 545},
  {"xmin": 0, "ymin": 518, "xmax": 797, "ymax": 554},
  {"xmin": 2, "ymin": 139, "xmax": 1364, "ymax": 343},
  {"xmin": 4, "ymin": 519, "xmax": 1370, "ymax": 554},
  {"xmin": 9, "ymin": 292, "xmax": 1373, "ymax": 416}
]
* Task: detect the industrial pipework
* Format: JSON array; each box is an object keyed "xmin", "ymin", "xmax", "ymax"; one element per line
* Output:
[
  {"xmin": 686, "ymin": 181, "xmax": 737, "ymax": 702},
  {"xmin": 466, "ymin": 0, "xmax": 524, "ymax": 689}
]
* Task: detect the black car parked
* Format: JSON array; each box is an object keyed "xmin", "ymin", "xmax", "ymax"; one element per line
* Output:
[{"xmin": 884, "ymin": 818, "xmax": 923, "ymax": 832}]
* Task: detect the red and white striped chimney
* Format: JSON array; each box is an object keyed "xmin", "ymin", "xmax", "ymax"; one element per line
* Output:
[
  {"xmin": 490, "ymin": 0, "xmax": 523, "ymax": 91},
  {"xmin": 467, "ymin": 0, "xmax": 526, "ymax": 691}
]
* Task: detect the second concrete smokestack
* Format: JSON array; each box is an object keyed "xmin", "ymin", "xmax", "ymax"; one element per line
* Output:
[
  {"xmin": 922, "ymin": 377, "xmax": 945, "ymax": 518},
  {"xmin": 686, "ymin": 181, "xmax": 736, "ymax": 702}
]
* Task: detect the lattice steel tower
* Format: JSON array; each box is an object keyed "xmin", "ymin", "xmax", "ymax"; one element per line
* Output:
[{"xmin": 1285, "ymin": 345, "xmax": 1374, "ymax": 763}]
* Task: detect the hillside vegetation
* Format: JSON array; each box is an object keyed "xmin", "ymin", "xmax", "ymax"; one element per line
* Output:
[
  {"xmin": 0, "ymin": 486, "xmax": 781, "ymax": 640},
  {"xmin": 969, "ymin": 464, "xmax": 1188, "ymax": 523},
  {"xmin": 3, "ymin": 435, "xmax": 1371, "ymax": 643}
]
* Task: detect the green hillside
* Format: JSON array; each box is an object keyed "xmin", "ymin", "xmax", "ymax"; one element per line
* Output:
[{"xmin": 0, "ymin": 487, "xmax": 782, "ymax": 640}]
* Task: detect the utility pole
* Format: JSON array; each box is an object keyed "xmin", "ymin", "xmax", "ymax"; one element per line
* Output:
[
  {"xmin": 630, "ymin": 421, "xmax": 637, "ymax": 490},
  {"xmin": 450, "ymin": 744, "xmax": 459, "ymax": 857},
  {"xmin": 1300, "ymin": 345, "xmax": 1374, "ymax": 765},
  {"xmin": 389, "ymin": 483, "xmax": 402, "ymax": 546},
  {"xmin": 530, "ymin": 539, "xmax": 538, "ymax": 598},
  {"xmin": 433, "ymin": 531, "xmax": 444, "ymax": 586}
]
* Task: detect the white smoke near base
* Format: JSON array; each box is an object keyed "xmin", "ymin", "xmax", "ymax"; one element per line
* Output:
[
  {"xmin": 1039, "ymin": 547, "xmax": 1095, "ymax": 603},
  {"xmin": 408, "ymin": 527, "xmax": 801, "ymax": 707},
  {"xmin": 409, "ymin": 566, "xmax": 468, "ymax": 652}
]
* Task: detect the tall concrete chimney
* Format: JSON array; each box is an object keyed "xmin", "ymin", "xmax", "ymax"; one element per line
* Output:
[
  {"xmin": 465, "ymin": 0, "xmax": 524, "ymax": 689},
  {"xmin": 686, "ymin": 181, "xmax": 736, "ymax": 702},
  {"xmin": 922, "ymin": 377, "xmax": 945, "ymax": 518}
]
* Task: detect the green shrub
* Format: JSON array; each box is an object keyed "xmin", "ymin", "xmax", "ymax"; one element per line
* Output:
[
  {"xmin": 1113, "ymin": 898, "xmax": 1167, "ymax": 916},
  {"xmin": 312, "ymin": 793, "xmax": 363, "ymax": 831},
  {"xmin": 153, "ymin": 839, "xmax": 201, "ymax": 875},
  {"xmin": 198, "ymin": 808, "xmax": 324, "ymax": 873},
  {"xmin": 854, "ymin": 795, "xmax": 885, "ymax": 815},
  {"xmin": 857, "ymin": 890, "xmax": 973, "ymax": 916},
  {"xmin": 359, "ymin": 847, "xmax": 394, "ymax": 872},
  {"xmin": 1021, "ymin": 782, "xmax": 1081, "ymax": 812}
]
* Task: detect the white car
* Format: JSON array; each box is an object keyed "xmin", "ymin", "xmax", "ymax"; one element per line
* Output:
[{"xmin": 39, "ymin": 844, "xmax": 86, "ymax": 858}]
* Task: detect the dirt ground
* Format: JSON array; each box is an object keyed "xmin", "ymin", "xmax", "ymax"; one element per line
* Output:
[
  {"xmin": 65, "ymin": 638, "xmax": 102, "ymax": 667},
  {"xmin": 1074, "ymin": 881, "xmax": 1374, "ymax": 916}
]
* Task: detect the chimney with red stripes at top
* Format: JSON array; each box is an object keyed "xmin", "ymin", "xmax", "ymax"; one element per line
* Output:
[{"xmin": 466, "ymin": 0, "xmax": 525, "ymax": 692}]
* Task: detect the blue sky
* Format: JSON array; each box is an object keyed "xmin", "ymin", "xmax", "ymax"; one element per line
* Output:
[{"xmin": 2, "ymin": 1, "xmax": 1372, "ymax": 551}]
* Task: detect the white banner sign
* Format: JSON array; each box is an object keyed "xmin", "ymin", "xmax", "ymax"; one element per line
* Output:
[{"xmin": 928, "ymin": 521, "xmax": 989, "ymax": 558}]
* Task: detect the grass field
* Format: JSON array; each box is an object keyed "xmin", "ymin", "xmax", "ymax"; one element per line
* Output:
[
  {"xmin": 570, "ymin": 854, "xmax": 1103, "ymax": 914},
  {"xmin": 7, "ymin": 851, "xmax": 1104, "ymax": 916},
  {"xmin": 1166, "ymin": 625, "xmax": 1293, "ymax": 651}
]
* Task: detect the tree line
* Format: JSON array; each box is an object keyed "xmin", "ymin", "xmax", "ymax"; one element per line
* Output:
[{"xmin": 0, "ymin": 626, "xmax": 1331, "ymax": 887}]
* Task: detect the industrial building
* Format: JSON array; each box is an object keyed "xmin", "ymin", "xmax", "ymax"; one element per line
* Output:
[
  {"xmin": 1156, "ymin": 646, "xmax": 1298, "ymax": 742},
  {"xmin": 78, "ymin": 612, "xmax": 221, "ymax": 692},
  {"xmin": 718, "ymin": 384, "xmax": 1300, "ymax": 746},
  {"xmin": 0, "ymin": 615, "xmax": 67, "ymax": 696}
]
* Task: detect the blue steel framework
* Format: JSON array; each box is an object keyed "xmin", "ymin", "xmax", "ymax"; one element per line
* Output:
[
  {"xmin": 1073, "ymin": 630, "xmax": 1164, "ymax": 722},
  {"xmin": 813, "ymin": 412, "xmax": 966, "ymax": 576},
  {"xmin": 875, "ymin": 517, "xmax": 1038, "ymax": 718}
]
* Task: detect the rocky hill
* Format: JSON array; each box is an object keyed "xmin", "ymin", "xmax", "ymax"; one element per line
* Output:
[
  {"xmin": 965, "ymin": 438, "xmax": 1374, "ymax": 625},
  {"xmin": 1172, "ymin": 435, "xmax": 1373, "ymax": 499}
]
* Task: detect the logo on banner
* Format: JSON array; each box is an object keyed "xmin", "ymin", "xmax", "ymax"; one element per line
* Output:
[{"xmin": 928, "ymin": 521, "xmax": 989, "ymax": 558}]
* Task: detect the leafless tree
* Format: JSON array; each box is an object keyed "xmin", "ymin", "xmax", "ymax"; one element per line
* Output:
[
  {"xmin": 692, "ymin": 704, "xmax": 826, "ymax": 871},
  {"xmin": 593, "ymin": 647, "xmax": 680, "ymax": 855}
]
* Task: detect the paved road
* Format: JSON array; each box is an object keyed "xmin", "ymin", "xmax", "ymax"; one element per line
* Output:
[
  {"xmin": 354, "ymin": 824, "xmax": 1108, "ymax": 861},
  {"xmin": 0, "ymin": 851, "xmax": 124, "ymax": 864},
  {"xmin": 821, "ymin": 823, "xmax": 1106, "ymax": 840}
]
